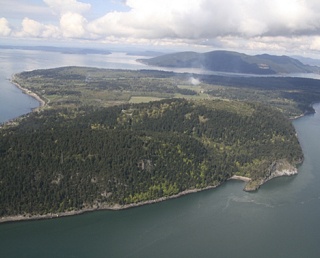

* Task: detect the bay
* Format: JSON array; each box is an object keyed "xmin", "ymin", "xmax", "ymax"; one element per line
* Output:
[{"xmin": 1, "ymin": 49, "xmax": 320, "ymax": 257}]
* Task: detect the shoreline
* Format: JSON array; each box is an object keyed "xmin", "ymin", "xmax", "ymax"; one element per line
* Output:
[
  {"xmin": 10, "ymin": 74, "xmax": 46, "ymax": 108},
  {"xmin": 290, "ymin": 104, "xmax": 317, "ymax": 120},
  {"xmin": 0, "ymin": 184, "xmax": 220, "ymax": 224},
  {"xmin": 228, "ymin": 175, "xmax": 251, "ymax": 182},
  {"xmin": 0, "ymin": 165, "xmax": 301, "ymax": 224},
  {"xmin": 0, "ymin": 76, "xmax": 46, "ymax": 129}
]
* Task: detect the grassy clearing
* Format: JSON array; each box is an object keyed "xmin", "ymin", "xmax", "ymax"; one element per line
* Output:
[
  {"xmin": 177, "ymin": 84, "xmax": 203, "ymax": 92},
  {"xmin": 129, "ymin": 96, "xmax": 164, "ymax": 103}
]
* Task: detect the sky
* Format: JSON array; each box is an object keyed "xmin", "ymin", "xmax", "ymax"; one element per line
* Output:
[{"xmin": 1, "ymin": 0, "xmax": 320, "ymax": 56}]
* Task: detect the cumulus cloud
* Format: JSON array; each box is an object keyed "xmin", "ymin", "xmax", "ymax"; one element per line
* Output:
[
  {"xmin": 85, "ymin": 0, "xmax": 320, "ymax": 54},
  {"xmin": 3, "ymin": 0, "xmax": 320, "ymax": 54},
  {"xmin": 21, "ymin": 18, "xmax": 45, "ymax": 37},
  {"xmin": 5, "ymin": 0, "xmax": 320, "ymax": 40},
  {"xmin": 42, "ymin": 0, "xmax": 91, "ymax": 39},
  {"xmin": 0, "ymin": 18, "xmax": 11, "ymax": 36},
  {"xmin": 60, "ymin": 12, "xmax": 87, "ymax": 38},
  {"xmin": 14, "ymin": 17, "xmax": 60, "ymax": 38},
  {"xmin": 87, "ymin": 1, "xmax": 178, "ymax": 39},
  {"xmin": 92, "ymin": 0, "xmax": 320, "ymax": 39}
]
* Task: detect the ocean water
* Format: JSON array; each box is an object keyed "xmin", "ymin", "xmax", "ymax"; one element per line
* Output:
[
  {"xmin": 1, "ymin": 49, "xmax": 320, "ymax": 258},
  {"xmin": 0, "ymin": 49, "xmax": 147, "ymax": 123}
]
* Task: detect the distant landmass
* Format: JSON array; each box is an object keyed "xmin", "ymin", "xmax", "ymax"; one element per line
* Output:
[
  {"xmin": 138, "ymin": 50, "xmax": 320, "ymax": 75},
  {"xmin": 126, "ymin": 50, "xmax": 165, "ymax": 57},
  {"xmin": 291, "ymin": 55, "xmax": 320, "ymax": 67},
  {"xmin": 0, "ymin": 45, "xmax": 111, "ymax": 55}
]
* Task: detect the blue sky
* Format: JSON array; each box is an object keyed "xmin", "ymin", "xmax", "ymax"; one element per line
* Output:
[
  {"xmin": 1, "ymin": 0, "xmax": 320, "ymax": 56},
  {"xmin": 1, "ymin": 0, "xmax": 129, "ymax": 26}
]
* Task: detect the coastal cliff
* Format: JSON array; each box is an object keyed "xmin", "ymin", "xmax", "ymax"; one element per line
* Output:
[{"xmin": 243, "ymin": 159, "xmax": 299, "ymax": 191}]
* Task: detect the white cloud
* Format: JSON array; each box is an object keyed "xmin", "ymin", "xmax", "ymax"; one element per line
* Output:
[
  {"xmin": 0, "ymin": 18, "xmax": 11, "ymax": 36},
  {"xmin": 42, "ymin": 0, "xmax": 90, "ymax": 39},
  {"xmin": 42, "ymin": 24, "xmax": 61, "ymax": 38},
  {"xmin": 2, "ymin": 0, "xmax": 320, "ymax": 55},
  {"xmin": 310, "ymin": 37, "xmax": 320, "ymax": 51},
  {"xmin": 217, "ymin": 35, "xmax": 320, "ymax": 56},
  {"xmin": 43, "ymin": 0, "xmax": 91, "ymax": 15},
  {"xmin": 60, "ymin": 12, "xmax": 87, "ymax": 38},
  {"xmin": 21, "ymin": 18, "xmax": 45, "ymax": 37},
  {"xmin": 14, "ymin": 17, "xmax": 60, "ymax": 38},
  {"xmin": 85, "ymin": 0, "xmax": 320, "ymax": 41}
]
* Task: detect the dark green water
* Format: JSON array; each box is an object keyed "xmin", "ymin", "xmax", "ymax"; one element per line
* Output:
[{"xmin": 1, "ymin": 105, "xmax": 320, "ymax": 258}]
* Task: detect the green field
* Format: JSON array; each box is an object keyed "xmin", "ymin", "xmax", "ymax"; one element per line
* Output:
[
  {"xmin": 12, "ymin": 67, "xmax": 320, "ymax": 118},
  {"xmin": 129, "ymin": 96, "xmax": 164, "ymax": 103}
]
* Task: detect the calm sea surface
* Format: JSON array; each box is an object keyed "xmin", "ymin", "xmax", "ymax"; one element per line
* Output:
[
  {"xmin": 0, "ymin": 49, "xmax": 150, "ymax": 123},
  {"xmin": 1, "ymin": 49, "xmax": 320, "ymax": 257}
]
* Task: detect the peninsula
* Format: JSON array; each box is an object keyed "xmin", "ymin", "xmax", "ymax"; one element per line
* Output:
[{"xmin": 0, "ymin": 67, "xmax": 305, "ymax": 222}]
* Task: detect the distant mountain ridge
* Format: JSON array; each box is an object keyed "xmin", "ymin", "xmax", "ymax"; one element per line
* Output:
[
  {"xmin": 292, "ymin": 55, "xmax": 320, "ymax": 67},
  {"xmin": 138, "ymin": 50, "xmax": 320, "ymax": 75}
]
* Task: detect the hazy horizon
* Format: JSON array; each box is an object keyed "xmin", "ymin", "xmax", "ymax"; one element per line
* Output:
[{"xmin": 2, "ymin": 1, "xmax": 320, "ymax": 58}]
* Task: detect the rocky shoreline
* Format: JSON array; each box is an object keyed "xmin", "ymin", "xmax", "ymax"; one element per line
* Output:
[
  {"xmin": 0, "ymin": 159, "xmax": 301, "ymax": 224},
  {"xmin": 0, "ymin": 160, "xmax": 299, "ymax": 224},
  {"xmin": 0, "ymin": 184, "xmax": 221, "ymax": 224},
  {"xmin": 243, "ymin": 159, "xmax": 299, "ymax": 192}
]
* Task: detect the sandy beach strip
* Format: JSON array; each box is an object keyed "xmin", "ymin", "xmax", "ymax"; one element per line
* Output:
[
  {"xmin": 228, "ymin": 175, "xmax": 251, "ymax": 182},
  {"xmin": 10, "ymin": 75, "xmax": 46, "ymax": 107}
]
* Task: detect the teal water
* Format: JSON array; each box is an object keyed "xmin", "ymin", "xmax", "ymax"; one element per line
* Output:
[{"xmin": 1, "ymin": 49, "xmax": 320, "ymax": 257}]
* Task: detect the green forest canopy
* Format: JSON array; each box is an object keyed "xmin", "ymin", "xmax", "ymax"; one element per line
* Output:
[{"xmin": 0, "ymin": 98, "xmax": 303, "ymax": 216}]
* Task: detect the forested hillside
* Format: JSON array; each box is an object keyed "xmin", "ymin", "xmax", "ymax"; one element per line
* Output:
[
  {"xmin": 0, "ymin": 99, "xmax": 302, "ymax": 216},
  {"xmin": 138, "ymin": 50, "xmax": 320, "ymax": 74}
]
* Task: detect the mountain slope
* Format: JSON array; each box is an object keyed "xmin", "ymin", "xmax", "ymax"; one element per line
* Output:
[{"xmin": 138, "ymin": 50, "xmax": 319, "ymax": 75}]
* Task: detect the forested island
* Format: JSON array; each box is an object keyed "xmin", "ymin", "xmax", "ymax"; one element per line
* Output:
[{"xmin": 0, "ymin": 67, "xmax": 308, "ymax": 221}]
